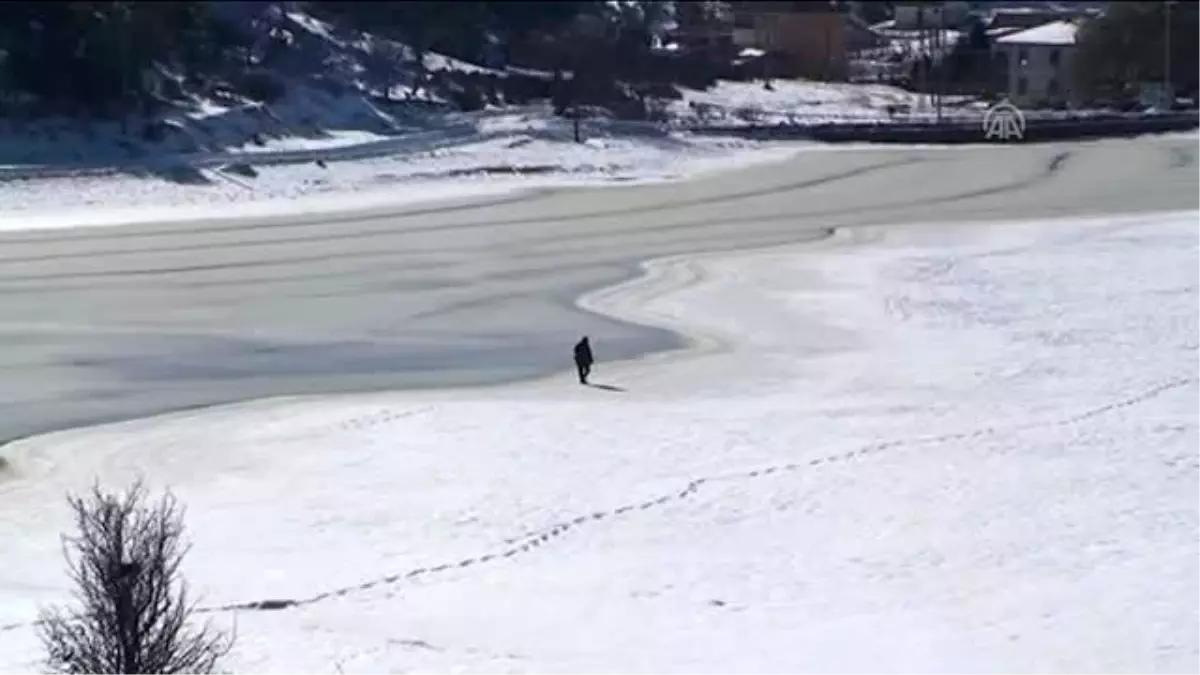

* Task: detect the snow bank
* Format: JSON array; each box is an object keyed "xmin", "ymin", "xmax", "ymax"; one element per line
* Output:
[
  {"xmin": 0, "ymin": 116, "xmax": 811, "ymax": 231},
  {"xmin": 672, "ymin": 78, "xmax": 979, "ymax": 127},
  {"xmin": 0, "ymin": 210, "xmax": 1194, "ymax": 672}
]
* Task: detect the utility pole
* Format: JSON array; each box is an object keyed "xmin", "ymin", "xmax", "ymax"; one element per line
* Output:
[
  {"xmin": 935, "ymin": 6, "xmax": 944, "ymax": 124},
  {"xmin": 119, "ymin": 7, "xmax": 128, "ymax": 134},
  {"xmin": 1164, "ymin": 0, "xmax": 1173, "ymax": 108},
  {"xmin": 916, "ymin": 6, "xmax": 926, "ymax": 113}
]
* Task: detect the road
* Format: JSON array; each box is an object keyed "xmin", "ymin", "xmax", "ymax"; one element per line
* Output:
[{"xmin": 0, "ymin": 136, "xmax": 1195, "ymax": 441}]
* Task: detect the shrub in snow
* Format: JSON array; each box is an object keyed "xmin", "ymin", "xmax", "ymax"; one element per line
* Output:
[
  {"xmin": 450, "ymin": 83, "xmax": 487, "ymax": 112},
  {"xmin": 226, "ymin": 163, "xmax": 259, "ymax": 178},
  {"xmin": 141, "ymin": 121, "xmax": 169, "ymax": 143},
  {"xmin": 239, "ymin": 71, "xmax": 288, "ymax": 104},
  {"xmin": 37, "ymin": 481, "xmax": 233, "ymax": 675}
]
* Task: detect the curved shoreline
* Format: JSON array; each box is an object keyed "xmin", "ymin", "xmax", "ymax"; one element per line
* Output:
[
  {"xmin": 0, "ymin": 228, "xmax": 835, "ymax": 458},
  {"xmin": 572, "ymin": 226, "xmax": 844, "ymax": 372},
  {"xmin": 5, "ymin": 207, "xmax": 1192, "ymax": 459},
  {"xmin": 568, "ymin": 207, "xmax": 1198, "ymax": 390},
  {"xmin": 0, "ymin": 136, "xmax": 1195, "ymax": 446}
]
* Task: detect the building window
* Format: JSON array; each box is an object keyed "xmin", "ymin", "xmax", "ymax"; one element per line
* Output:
[
  {"xmin": 1048, "ymin": 78, "xmax": 1060, "ymax": 96},
  {"xmin": 1018, "ymin": 47, "xmax": 1029, "ymax": 68},
  {"xmin": 1048, "ymin": 48, "xmax": 1060, "ymax": 67},
  {"xmin": 1017, "ymin": 77, "xmax": 1028, "ymax": 96},
  {"xmin": 993, "ymin": 51, "xmax": 1009, "ymax": 88}
]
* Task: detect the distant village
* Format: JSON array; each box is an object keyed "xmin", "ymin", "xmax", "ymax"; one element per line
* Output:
[{"xmin": 657, "ymin": 1, "xmax": 1188, "ymax": 112}]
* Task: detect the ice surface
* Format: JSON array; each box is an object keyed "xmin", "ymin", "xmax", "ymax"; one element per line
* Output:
[{"xmin": 0, "ymin": 210, "xmax": 1195, "ymax": 672}]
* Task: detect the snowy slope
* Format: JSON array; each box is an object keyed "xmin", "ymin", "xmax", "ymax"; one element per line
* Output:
[
  {"xmin": 0, "ymin": 3, "xmax": 983, "ymax": 178},
  {"xmin": 0, "ymin": 3, "xmax": 997, "ymax": 225},
  {"xmin": 0, "ymin": 6, "xmax": 497, "ymax": 169},
  {"xmin": 0, "ymin": 113, "xmax": 810, "ymax": 230},
  {"xmin": 0, "ymin": 78, "xmax": 947, "ymax": 225},
  {"xmin": 671, "ymin": 79, "xmax": 976, "ymax": 125},
  {"xmin": 0, "ymin": 210, "xmax": 1195, "ymax": 672}
]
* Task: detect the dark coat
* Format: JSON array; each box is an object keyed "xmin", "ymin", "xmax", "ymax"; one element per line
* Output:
[{"xmin": 573, "ymin": 338, "xmax": 594, "ymax": 366}]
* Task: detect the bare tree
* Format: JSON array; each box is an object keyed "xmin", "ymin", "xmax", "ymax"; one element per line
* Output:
[{"xmin": 37, "ymin": 480, "xmax": 233, "ymax": 674}]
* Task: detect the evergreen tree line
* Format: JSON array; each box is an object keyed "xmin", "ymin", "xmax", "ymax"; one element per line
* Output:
[
  {"xmin": 0, "ymin": 1, "xmax": 1192, "ymax": 115},
  {"xmin": 0, "ymin": 1, "xmax": 683, "ymax": 113},
  {"xmin": 1072, "ymin": 1, "xmax": 1198, "ymax": 102},
  {"xmin": 0, "ymin": 2, "xmax": 222, "ymax": 109}
]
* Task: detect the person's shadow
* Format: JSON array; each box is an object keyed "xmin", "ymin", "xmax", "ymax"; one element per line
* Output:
[{"xmin": 587, "ymin": 383, "xmax": 626, "ymax": 392}]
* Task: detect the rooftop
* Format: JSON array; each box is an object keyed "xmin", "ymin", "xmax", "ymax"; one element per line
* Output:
[{"xmin": 994, "ymin": 20, "xmax": 1079, "ymax": 46}]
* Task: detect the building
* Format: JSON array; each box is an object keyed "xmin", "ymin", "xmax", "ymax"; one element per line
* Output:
[
  {"xmin": 986, "ymin": 4, "xmax": 1100, "ymax": 29},
  {"xmin": 892, "ymin": 2, "xmax": 973, "ymax": 30},
  {"xmin": 732, "ymin": 1, "xmax": 850, "ymax": 80},
  {"xmin": 843, "ymin": 13, "xmax": 889, "ymax": 52},
  {"xmin": 669, "ymin": 23, "xmax": 735, "ymax": 57},
  {"xmin": 992, "ymin": 20, "xmax": 1079, "ymax": 107}
]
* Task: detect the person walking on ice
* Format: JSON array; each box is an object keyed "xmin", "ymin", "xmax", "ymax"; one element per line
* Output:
[{"xmin": 573, "ymin": 336, "xmax": 594, "ymax": 385}]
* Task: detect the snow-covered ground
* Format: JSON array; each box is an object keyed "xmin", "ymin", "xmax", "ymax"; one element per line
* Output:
[
  {"xmin": 0, "ymin": 78, "xmax": 937, "ymax": 223},
  {"xmin": 670, "ymin": 79, "xmax": 977, "ymax": 126},
  {"xmin": 0, "ymin": 75, "xmax": 960, "ymax": 227},
  {"xmin": 0, "ymin": 87, "xmax": 415, "ymax": 168},
  {"xmin": 1, "ymin": 209, "xmax": 1195, "ymax": 673},
  {"xmin": 0, "ymin": 115, "xmax": 810, "ymax": 230},
  {"xmin": 0, "ymin": 76, "xmax": 969, "ymax": 170}
]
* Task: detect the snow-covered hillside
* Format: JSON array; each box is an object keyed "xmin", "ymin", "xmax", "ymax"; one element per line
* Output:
[
  {"xmin": 0, "ymin": 2, "xmax": 994, "ymax": 226},
  {"xmin": 0, "ymin": 5, "xmax": 977, "ymax": 178},
  {"xmin": 0, "ymin": 8, "xmax": 471, "ymax": 166},
  {"xmin": 0, "ymin": 107, "xmax": 811, "ymax": 230}
]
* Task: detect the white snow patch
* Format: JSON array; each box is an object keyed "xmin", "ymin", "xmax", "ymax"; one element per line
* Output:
[{"xmin": 672, "ymin": 79, "xmax": 977, "ymax": 126}]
